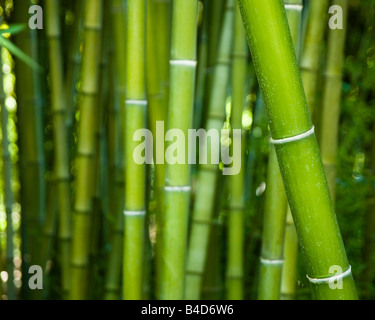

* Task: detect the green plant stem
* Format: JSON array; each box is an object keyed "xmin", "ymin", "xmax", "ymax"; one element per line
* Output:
[
  {"xmin": 300, "ymin": 0, "xmax": 329, "ymax": 118},
  {"xmin": 70, "ymin": 0, "xmax": 103, "ymax": 300},
  {"xmin": 45, "ymin": 0, "xmax": 72, "ymax": 298},
  {"xmin": 160, "ymin": 0, "xmax": 198, "ymax": 300},
  {"xmin": 226, "ymin": 0, "xmax": 246, "ymax": 301},
  {"xmin": 185, "ymin": 0, "xmax": 234, "ymax": 300},
  {"xmin": 279, "ymin": 0, "xmax": 303, "ymax": 301},
  {"xmin": 13, "ymin": 0, "xmax": 46, "ymax": 299},
  {"xmin": 237, "ymin": 0, "xmax": 357, "ymax": 300},
  {"xmin": 320, "ymin": 0, "xmax": 348, "ymax": 202},
  {"xmin": 123, "ymin": 0, "xmax": 147, "ymax": 300}
]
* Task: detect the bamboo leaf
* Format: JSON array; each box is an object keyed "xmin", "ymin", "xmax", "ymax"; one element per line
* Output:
[
  {"xmin": 0, "ymin": 23, "xmax": 27, "ymax": 35},
  {"xmin": 0, "ymin": 34, "xmax": 43, "ymax": 72}
]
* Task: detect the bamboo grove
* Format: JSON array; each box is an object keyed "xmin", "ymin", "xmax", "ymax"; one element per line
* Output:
[{"xmin": 0, "ymin": 0, "xmax": 373, "ymax": 300}]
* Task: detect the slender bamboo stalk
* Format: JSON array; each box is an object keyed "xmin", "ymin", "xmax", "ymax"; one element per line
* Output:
[
  {"xmin": 70, "ymin": 0, "xmax": 103, "ymax": 300},
  {"xmin": 237, "ymin": 0, "xmax": 357, "ymax": 300},
  {"xmin": 103, "ymin": 0, "xmax": 126, "ymax": 300},
  {"xmin": 279, "ymin": 0, "xmax": 304, "ymax": 301},
  {"xmin": 300, "ymin": 0, "xmax": 330, "ymax": 117},
  {"xmin": 185, "ymin": 0, "xmax": 234, "ymax": 300},
  {"xmin": 226, "ymin": 1, "xmax": 247, "ymax": 300},
  {"xmin": 0, "ymin": 45, "xmax": 15, "ymax": 300},
  {"xmin": 320, "ymin": 0, "xmax": 348, "ymax": 202},
  {"xmin": 160, "ymin": 0, "xmax": 199, "ymax": 300},
  {"xmin": 45, "ymin": 0, "xmax": 72, "ymax": 298},
  {"xmin": 13, "ymin": 0, "xmax": 46, "ymax": 299},
  {"xmin": 123, "ymin": 0, "xmax": 147, "ymax": 300}
]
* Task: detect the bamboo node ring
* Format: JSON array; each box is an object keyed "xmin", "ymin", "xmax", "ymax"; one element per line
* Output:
[
  {"xmin": 164, "ymin": 186, "xmax": 191, "ymax": 192},
  {"xmin": 123, "ymin": 210, "xmax": 146, "ymax": 216},
  {"xmin": 284, "ymin": 4, "xmax": 303, "ymax": 11},
  {"xmin": 270, "ymin": 126, "xmax": 315, "ymax": 145},
  {"xmin": 306, "ymin": 265, "xmax": 352, "ymax": 284},
  {"xmin": 260, "ymin": 257, "xmax": 284, "ymax": 265},
  {"xmin": 170, "ymin": 60, "xmax": 197, "ymax": 67},
  {"xmin": 125, "ymin": 99, "xmax": 148, "ymax": 106}
]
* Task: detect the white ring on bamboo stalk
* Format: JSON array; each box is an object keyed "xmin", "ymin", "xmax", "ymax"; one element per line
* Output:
[
  {"xmin": 164, "ymin": 186, "xmax": 191, "ymax": 192},
  {"xmin": 284, "ymin": 4, "xmax": 303, "ymax": 11},
  {"xmin": 270, "ymin": 126, "xmax": 315, "ymax": 145},
  {"xmin": 123, "ymin": 210, "xmax": 146, "ymax": 216},
  {"xmin": 125, "ymin": 99, "xmax": 148, "ymax": 106},
  {"xmin": 260, "ymin": 258, "xmax": 284, "ymax": 265},
  {"xmin": 170, "ymin": 60, "xmax": 198, "ymax": 67},
  {"xmin": 306, "ymin": 265, "xmax": 352, "ymax": 284}
]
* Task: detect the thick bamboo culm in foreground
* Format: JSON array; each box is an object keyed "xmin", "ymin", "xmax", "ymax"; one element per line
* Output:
[
  {"xmin": 226, "ymin": 1, "xmax": 247, "ymax": 300},
  {"xmin": 70, "ymin": 0, "xmax": 103, "ymax": 300},
  {"xmin": 185, "ymin": 0, "xmax": 234, "ymax": 300},
  {"xmin": 237, "ymin": 0, "xmax": 357, "ymax": 299},
  {"xmin": 122, "ymin": 0, "xmax": 148, "ymax": 300},
  {"xmin": 257, "ymin": 0, "xmax": 302, "ymax": 300},
  {"xmin": 279, "ymin": 0, "xmax": 303, "ymax": 300},
  {"xmin": 320, "ymin": 0, "xmax": 349, "ymax": 202},
  {"xmin": 160, "ymin": 0, "xmax": 199, "ymax": 300},
  {"xmin": 45, "ymin": 0, "xmax": 72, "ymax": 298},
  {"xmin": 13, "ymin": 0, "xmax": 46, "ymax": 300}
]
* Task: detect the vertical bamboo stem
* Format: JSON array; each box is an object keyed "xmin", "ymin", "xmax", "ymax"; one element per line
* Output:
[
  {"xmin": 237, "ymin": 0, "xmax": 357, "ymax": 300},
  {"xmin": 226, "ymin": 0, "xmax": 247, "ymax": 300},
  {"xmin": 122, "ymin": 0, "xmax": 147, "ymax": 300},
  {"xmin": 160, "ymin": 0, "xmax": 199, "ymax": 300},
  {"xmin": 70, "ymin": 0, "xmax": 103, "ymax": 300}
]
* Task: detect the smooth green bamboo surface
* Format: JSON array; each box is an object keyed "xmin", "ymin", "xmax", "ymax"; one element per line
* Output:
[
  {"xmin": 185, "ymin": 0, "xmax": 234, "ymax": 300},
  {"xmin": 0, "ymin": 44, "xmax": 15, "ymax": 300},
  {"xmin": 237, "ymin": 0, "xmax": 357, "ymax": 299},
  {"xmin": 258, "ymin": 146, "xmax": 288, "ymax": 300},
  {"xmin": 300, "ymin": 0, "xmax": 329, "ymax": 117},
  {"xmin": 70, "ymin": 0, "xmax": 103, "ymax": 300},
  {"xmin": 160, "ymin": 0, "xmax": 198, "ymax": 300},
  {"xmin": 13, "ymin": 0, "xmax": 46, "ymax": 299},
  {"xmin": 320, "ymin": 0, "xmax": 348, "ymax": 202},
  {"xmin": 104, "ymin": 0, "xmax": 126, "ymax": 300},
  {"xmin": 279, "ymin": 0, "xmax": 303, "ymax": 301},
  {"xmin": 45, "ymin": 0, "xmax": 72, "ymax": 298},
  {"xmin": 146, "ymin": 0, "xmax": 170, "ymax": 299},
  {"xmin": 280, "ymin": 207, "xmax": 298, "ymax": 299},
  {"xmin": 123, "ymin": 0, "xmax": 147, "ymax": 300},
  {"xmin": 226, "ymin": 1, "xmax": 246, "ymax": 301}
]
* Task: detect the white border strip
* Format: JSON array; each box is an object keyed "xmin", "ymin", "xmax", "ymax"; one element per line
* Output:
[
  {"xmin": 170, "ymin": 60, "xmax": 198, "ymax": 67},
  {"xmin": 123, "ymin": 210, "xmax": 146, "ymax": 217},
  {"xmin": 284, "ymin": 4, "xmax": 303, "ymax": 11},
  {"xmin": 260, "ymin": 258, "xmax": 284, "ymax": 265},
  {"xmin": 306, "ymin": 265, "xmax": 352, "ymax": 284},
  {"xmin": 125, "ymin": 99, "xmax": 148, "ymax": 106},
  {"xmin": 270, "ymin": 126, "xmax": 315, "ymax": 145}
]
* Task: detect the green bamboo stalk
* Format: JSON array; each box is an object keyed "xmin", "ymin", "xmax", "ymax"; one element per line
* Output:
[
  {"xmin": 185, "ymin": 0, "xmax": 234, "ymax": 300},
  {"xmin": 160, "ymin": 0, "xmax": 199, "ymax": 300},
  {"xmin": 226, "ymin": 1, "xmax": 247, "ymax": 301},
  {"xmin": 13, "ymin": 0, "xmax": 46, "ymax": 299},
  {"xmin": 145, "ymin": 0, "xmax": 169, "ymax": 299},
  {"xmin": 257, "ymin": 145, "xmax": 288, "ymax": 300},
  {"xmin": 103, "ymin": 0, "xmax": 125, "ymax": 300},
  {"xmin": 70, "ymin": 0, "xmax": 103, "ymax": 300},
  {"xmin": 64, "ymin": 0, "xmax": 83, "ymax": 130},
  {"xmin": 0, "ymin": 46, "xmax": 15, "ymax": 300},
  {"xmin": 280, "ymin": 207, "xmax": 298, "ymax": 299},
  {"xmin": 300, "ymin": 0, "xmax": 329, "ymax": 117},
  {"xmin": 123, "ymin": 0, "xmax": 147, "ymax": 300},
  {"xmin": 45, "ymin": 0, "xmax": 72, "ymax": 298},
  {"xmin": 320, "ymin": 0, "xmax": 348, "ymax": 202},
  {"xmin": 279, "ymin": 0, "xmax": 304, "ymax": 301},
  {"xmin": 237, "ymin": 0, "xmax": 357, "ymax": 300}
]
